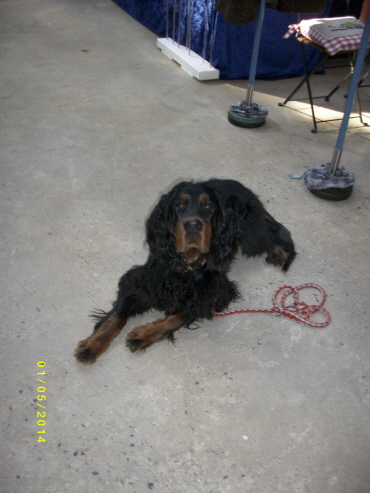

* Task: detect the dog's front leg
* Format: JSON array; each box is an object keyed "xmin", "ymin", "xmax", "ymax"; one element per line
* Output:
[
  {"xmin": 74, "ymin": 297, "xmax": 133, "ymax": 364},
  {"xmin": 74, "ymin": 312, "xmax": 128, "ymax": 364},
  {"xmin": 126, "ymin": 313, "xmax": 184, "ymax": 353}
]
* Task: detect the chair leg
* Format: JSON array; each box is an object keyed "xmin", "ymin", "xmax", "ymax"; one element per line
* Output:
[
  {"xmin": 356, "ymin": 88, "xmax": 367, "ymax": 125},
  {"xmin": 352, "ymin": 67, "xmax": 368, "ymax": 126},
  {"xmin": 324, "ymin": 71, "xmax": 353, "ymax": 101},
  {"xmin": 280, "ymin": 52, "xmax": 327, "ymax": 106},
  {"xmin": 279, "ymin": 44, "xmax": 329, "ymax": 132},
  {"xmin": 279, "ymin": 40, "xmax": 367, "ymax": 131},
  {"xmin": 324, "ymin": 53, "xmax": 354, "ymax": 101},
  {"xmin": 299, "ymin": 41, "xmax": 320, "ymax": 133}
]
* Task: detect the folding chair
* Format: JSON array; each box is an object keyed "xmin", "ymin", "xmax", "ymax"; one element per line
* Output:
[{"xmin": 279, "ymin": 16, "xmax": 370, "ymax": 132}]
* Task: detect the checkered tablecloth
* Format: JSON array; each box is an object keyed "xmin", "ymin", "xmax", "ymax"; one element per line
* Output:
[{"xmin": 284, "ymin": 16, "xmax": 370, "ymax": 55}]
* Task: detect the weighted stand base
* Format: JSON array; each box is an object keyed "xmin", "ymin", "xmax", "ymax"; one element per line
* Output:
[
  {"xmin": 228, "ymin": 101, "xmax": 268, "ymax": 128},
  {"xmin": 228, "ymin": 111, "xmax": 266, "ymax": 127},
  {"xmin": 309, "ymin": 186, "xmax": 353, "ymax": 201}
]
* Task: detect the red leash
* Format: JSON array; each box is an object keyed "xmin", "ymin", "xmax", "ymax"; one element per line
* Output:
[{"xmin": 212, "ymin": 283, "xmax": 331, "ymax": 328}]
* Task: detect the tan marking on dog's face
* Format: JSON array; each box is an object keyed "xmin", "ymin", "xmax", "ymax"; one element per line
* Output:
[{"xmin": 172, "ymin": 189, "xmax": 217, "ymax": 265}]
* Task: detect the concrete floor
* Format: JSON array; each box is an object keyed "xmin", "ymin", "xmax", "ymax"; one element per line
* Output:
[{"xmin": 1, "ymin": 1, "xmax": 370, "ymax": 492}]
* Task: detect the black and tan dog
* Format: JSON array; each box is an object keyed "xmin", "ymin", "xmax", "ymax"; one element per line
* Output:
[{"xmin": 75, "ymin": 179, "xmax": 296, "ymax": 363}]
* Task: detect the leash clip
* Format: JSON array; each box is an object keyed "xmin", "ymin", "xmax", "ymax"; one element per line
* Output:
[
  {"xmin": 272, "ymin": 303, "xmax": 294, "ymax": 316},
  {"xmin": 272, "ymin": 306, "xmax": 282, "ymax": 316}
]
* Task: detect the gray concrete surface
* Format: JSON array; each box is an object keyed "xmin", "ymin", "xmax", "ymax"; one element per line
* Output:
[{"xmin": 1, "ymin": 1, "xmax": 369, "ymax": 492}]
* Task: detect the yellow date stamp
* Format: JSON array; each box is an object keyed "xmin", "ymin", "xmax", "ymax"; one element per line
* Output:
[{"xmin": 36, "ymin": 361, "xmax": 47, "ymax": 443}]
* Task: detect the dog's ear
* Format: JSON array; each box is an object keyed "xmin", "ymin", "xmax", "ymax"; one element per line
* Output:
[
  {"xmin": 208, "ymin": 191, "xmax": 241, "ymax": 269},
  {"xmin": 145, "ymin": 182, "xmax": 190, "ymax": 258}
]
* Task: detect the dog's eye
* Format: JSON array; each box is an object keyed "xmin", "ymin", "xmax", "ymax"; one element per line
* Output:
[
  {"xmin": 204, "ymin": 203, "xmax": 214, "ymax": 211},
  {"xmin": 177, "ymin": 203, "xmax": 186, "ymax": 210}
]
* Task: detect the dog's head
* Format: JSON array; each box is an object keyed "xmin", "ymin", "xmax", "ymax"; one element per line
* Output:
[
  {"xmin": 146, "ymin": 182, "xmax": 239, "ymax": 269},
  {"xmin": 171, "ymin": 183, "xmax": 217, "ymax": 264}
]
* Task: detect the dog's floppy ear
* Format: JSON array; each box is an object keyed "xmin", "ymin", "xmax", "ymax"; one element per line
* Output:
[
  {"xmin": 208, "ymin": 190, "xmax": 241, "ymax": 269},
  {"xmin": 145, "ymin": 182, "xmax": 191, "ymax": 258}
]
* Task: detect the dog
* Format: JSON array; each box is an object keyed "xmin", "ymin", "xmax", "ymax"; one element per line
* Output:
[{"xmin": 74, "ymin": 179, "xmax": 296, "ymax": 364}]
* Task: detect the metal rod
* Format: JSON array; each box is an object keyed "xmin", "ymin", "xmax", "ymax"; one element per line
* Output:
[
  {"xmin": 178, "ymin": 0, "xmax": 182, "ymax": 47},
  {"xmin": 209, "ymin": 5, "xmax": 217, "ymax": 67},
  {"xmin": 245, "ymin": 0, "xmax": 266, "ymax": 105},
  {"xmin": 172, "ymin": 0, "xmax": 176, "ymax": 42},
  {"xmin": 187, "ymin": 0, "xmax": 192, "ymax": 54},
  {"xmin": 330, "ymin": 148, "xmax": 343, "ymax": 171},
  {"xmin": 166, "ymin": 0, "xmax": 169, "ymax": 39},
  {"xmin": 330, "ymin": 11, "xmax": 370, "ymax": 174},
  {"xmin": 202, "ymin": 0, "xmax": 210, "ymax": 62}
]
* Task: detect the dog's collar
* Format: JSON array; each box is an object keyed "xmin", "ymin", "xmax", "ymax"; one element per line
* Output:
[{"xmin": 183, "ymin": 255, "xmax": 207, "ymax": 271}]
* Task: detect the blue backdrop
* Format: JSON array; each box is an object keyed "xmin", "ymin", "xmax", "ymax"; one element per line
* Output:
[{"xmin": 113, "ymin": 0, "xmax": 332, "ymax": 79}]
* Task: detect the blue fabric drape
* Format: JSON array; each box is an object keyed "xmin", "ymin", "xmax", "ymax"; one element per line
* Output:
[{"xmin": 113, "ymin": 0, "xmax": 332, "ymax": 79}]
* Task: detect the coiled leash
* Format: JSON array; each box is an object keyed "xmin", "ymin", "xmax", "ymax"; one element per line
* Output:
[{"xmin": 212, "ymin": 283, "xmax": 331, "ymax": 328}]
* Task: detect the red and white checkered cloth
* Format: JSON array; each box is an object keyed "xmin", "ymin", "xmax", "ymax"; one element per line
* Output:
[{"xmin": 284, "ymin": 16, "xmax": 370, "ymax": 55}]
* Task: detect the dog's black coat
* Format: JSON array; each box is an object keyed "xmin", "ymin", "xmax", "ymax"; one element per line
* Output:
[{"xmin": 75, "ymin": 179, "xmax": 296, "ymax": 363}]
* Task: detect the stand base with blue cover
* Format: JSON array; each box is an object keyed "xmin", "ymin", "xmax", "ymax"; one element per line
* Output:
[{"xmin": 289, "ymin": 11, "xmax": 370, "ymax": 201}]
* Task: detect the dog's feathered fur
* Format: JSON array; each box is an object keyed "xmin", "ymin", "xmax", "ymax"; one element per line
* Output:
[{"xmin": 75, "ymin": 179, "xmax": 296, "ymax": 363}]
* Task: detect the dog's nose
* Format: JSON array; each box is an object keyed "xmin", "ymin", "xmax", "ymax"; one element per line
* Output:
[{"xmin": 184, "ymin": 218, "xmax": 203, "ymax": 232}]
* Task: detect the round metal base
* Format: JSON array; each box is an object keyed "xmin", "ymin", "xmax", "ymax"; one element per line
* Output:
[
  {"xmin": 309, "ymin": 185, "xmax": 353, "ymax": 201},
  {"xmin": 228, "ymin": 110, "xmax": 266, "ymax": 128}
]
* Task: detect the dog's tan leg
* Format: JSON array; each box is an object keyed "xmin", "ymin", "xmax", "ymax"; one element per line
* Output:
[
  {"xmin": 74, "ymin": 314, "xmax": 128, "ymax": 364},
  {"xmin": 126, "ymin": 313, "xmax": 184, "ymax": 353}
]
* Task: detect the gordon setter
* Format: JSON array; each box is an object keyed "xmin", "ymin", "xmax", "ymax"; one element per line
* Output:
[{"xmin": 75, "ymin": 179, "xmax": 296, "ymax": 364}]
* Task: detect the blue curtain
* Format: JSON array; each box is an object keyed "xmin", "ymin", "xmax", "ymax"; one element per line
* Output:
[{"xmin": 113, "ymin": 0, "xmax": 332, "ymax": 79}]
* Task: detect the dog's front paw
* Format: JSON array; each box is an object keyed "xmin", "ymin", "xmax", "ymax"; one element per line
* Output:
[
  {"xmin": 126, "ymin": 323, "xmax": 175, "ymax": 353},
  {"xmin": 125, "ymin": 328, "xmax": 150, "ymax": 353},
  {"xmin": 126, "ymin": 316, "xmax": 181, "ymax": 353},
  {"xmin": 266, "ymin": 245, "xmax": 288, "ymax": 267},
  {"xmin": 74, "ymin": 338, "xmax": 98, "ymax": 364}
]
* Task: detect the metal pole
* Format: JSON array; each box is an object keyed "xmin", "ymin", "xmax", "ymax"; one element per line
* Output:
[
  {"xmin": 202, "ymin": 0, "xmax": 210, "ymax": 62},
  {"xmin": 178, "ymin": 0, "xmax": 183, "ymax": 47},
  {"xmin": 166, "ymin": 0, "xmax": 169, "ymax": 39},
  {"xmin": 172, "ymin": 0, "xmax": 176, "ymax": 42},
  {"xmin": 209, "ymin": 6, "xmax": 217, "ymax": 67},
  {"xmin": 246, "ymin": 0, "xmax": 266, "ymax": 105},
  {"xmin": 329, "ymin": 11, "xmax": 370, "ymax": 174},
  {"xmin": 187, "ymin": 0, "xmax": 192, "ymax": 54}
]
